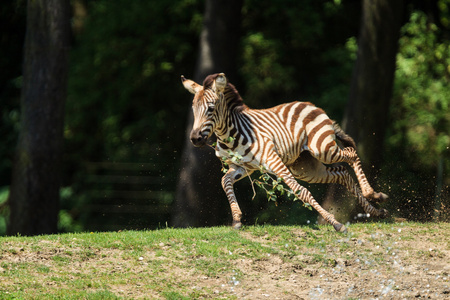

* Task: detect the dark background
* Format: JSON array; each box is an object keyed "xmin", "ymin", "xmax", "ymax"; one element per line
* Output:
[{"xmin": 0, "ymin": 0, "xmax": 449, "ymax": 235}]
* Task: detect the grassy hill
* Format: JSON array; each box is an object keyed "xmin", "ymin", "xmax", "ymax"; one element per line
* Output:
[{"xmin": 0, "ymin": 222, "xmax": 449, "ymax": 299}]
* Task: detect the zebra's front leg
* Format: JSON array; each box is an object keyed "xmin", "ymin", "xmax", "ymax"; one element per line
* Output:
[
  {"xmin": 265, "ymin": 150, "xmax": 347, "ymax": 232},
  {"xmin": 221, "ymin": 164, "xmax": 252, "ymax": 229},
  {"xmin": 291, "ymin": 181, "xmax": 347, "ymax": 232}
]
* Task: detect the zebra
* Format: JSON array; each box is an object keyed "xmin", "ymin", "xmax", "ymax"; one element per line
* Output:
[{"xmin": 182, "ymin": 73, "xmax": 388, "ymax": 232}]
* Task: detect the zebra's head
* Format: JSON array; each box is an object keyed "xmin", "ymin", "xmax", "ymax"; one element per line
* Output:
[{"xmin": 181, "ymin": 73, "xmax": 227, "ymax": 147}]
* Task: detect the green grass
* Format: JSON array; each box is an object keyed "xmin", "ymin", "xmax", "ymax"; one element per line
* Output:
[{"xmin": 0, "ymin": 222, "xmax": 449, "ymax": 299}]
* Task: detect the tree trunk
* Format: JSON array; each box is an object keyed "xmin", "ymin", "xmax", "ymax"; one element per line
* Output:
[
  {"xmin": 344, "ymin": 0, "xmax": 404, "ymax": 171},
  {"xmin": 172, "ymin": 0, "xmax": 243, "ymax": 227},
  {"xmin": 8, "ymin": 0, "xmax": 71, "ymax": 235},
  {"xmin": 321, "ymin": 0, "xmax": 404, "ymax": 222}
]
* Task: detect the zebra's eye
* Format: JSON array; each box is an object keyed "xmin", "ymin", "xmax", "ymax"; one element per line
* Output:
[{"xmin": 207, "ymin": 105, "xmax": 215, "ymax": 113}]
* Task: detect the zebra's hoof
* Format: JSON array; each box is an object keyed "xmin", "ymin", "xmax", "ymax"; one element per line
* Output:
[
  {"xmin": 232, "ymin": 221, "xmax": 242, "ymax": 230},
  {"xmin": 378, "ymin": 208, "xmax": 389, "ymax": 218},
  {"xmin": 333, "ymin": 223, "xmax": 347, "ymax": 233}
]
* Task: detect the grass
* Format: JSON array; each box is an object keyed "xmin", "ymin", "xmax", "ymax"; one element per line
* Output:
[{"xmin": 0, "ymin": 222, "xmax": 449, "ymax": 299}]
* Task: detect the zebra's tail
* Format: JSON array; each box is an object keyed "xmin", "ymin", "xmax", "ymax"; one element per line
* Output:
[{"xmin": 332, "ymin": 121, "xmax": 356, "ymax": 149}]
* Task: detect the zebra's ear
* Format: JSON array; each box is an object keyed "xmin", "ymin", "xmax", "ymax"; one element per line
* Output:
[
  {"xmin": 214, "ymin": 73, "xmax": 227, "ymax": 93},
  {"xmin": 181, "ymin": 75, "xmax": 202, "ymax": 94}
]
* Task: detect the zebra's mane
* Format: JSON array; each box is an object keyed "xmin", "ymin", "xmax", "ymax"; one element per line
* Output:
[{"xmin": 203, "ymin": 74, "xmax": 247, "ymax": 110}]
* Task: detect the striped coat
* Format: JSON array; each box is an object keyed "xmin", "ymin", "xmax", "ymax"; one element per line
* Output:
[{"xmin": 182, "ymin": 73, "xmax": 388, "ymax": 232}]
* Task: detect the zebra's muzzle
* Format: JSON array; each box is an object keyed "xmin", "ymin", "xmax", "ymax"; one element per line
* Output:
[{"xmin": 190, "ymin": 129, "xmax": 208, "ymax": 147}]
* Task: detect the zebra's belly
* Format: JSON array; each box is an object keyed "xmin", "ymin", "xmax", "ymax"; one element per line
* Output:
[
  {"xmin": 273, "ymin": 142, "xmax": 307, "ymax": 167},
  {"xmin": 215, "ymin": 137, "xmax": 307, "ymax": 171},
  {"xmin": 215, "ymin": 144, "xmax": 260, "ymax": 171}
]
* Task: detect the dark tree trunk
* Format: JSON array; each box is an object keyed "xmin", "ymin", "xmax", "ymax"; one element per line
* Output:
[
  {"xmin": 8, "ymin": 0, "xmax": 71, "ymax": 235},
  {"xmin": 172, "ymin": 0, "xmax": 243, "ymax": 227},
  {"xmin": 344, "ymin": 0, "xmax": 404, "ymax": 173},
  {"xmin": 321, "ymin": 0, "xmax": 404, "ymax": 222}
]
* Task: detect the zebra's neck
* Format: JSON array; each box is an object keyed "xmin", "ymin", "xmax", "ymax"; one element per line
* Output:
[{"xmin": 214, "ymin": 85, "xmax": 248, "ymax": 146}]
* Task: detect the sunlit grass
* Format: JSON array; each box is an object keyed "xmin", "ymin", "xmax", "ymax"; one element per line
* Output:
[{"xmin": 0, "ymin": 222, "xmax": 449, "ymax": 299}]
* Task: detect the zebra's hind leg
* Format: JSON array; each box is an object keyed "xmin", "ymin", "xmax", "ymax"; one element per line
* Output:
[
  {"xmin": 326, "ymin": 165, "xmax": 389, "ymax": 218},
  {"xmin": 221, "ymin": 164, "xmax": 252, "ymax": 229},
  {"xmin": 309, "ymin": 135, "xmax": 388, "ymax": 203},
  {"xmin": 290, "ymin": 154, "xmax": 388, "ymax": 218},
  {"xmin": 351, "ymin": 157, "xmax": 389, "ymax": 203}
]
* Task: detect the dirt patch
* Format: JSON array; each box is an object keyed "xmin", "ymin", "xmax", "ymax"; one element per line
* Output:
[
  {"xmin": 0, "ymin": 224, "xmax": 449, "ymax": 299},
  {"xmin": 196, "ymin": 224, "xmax": 450, "ymax": 299}
]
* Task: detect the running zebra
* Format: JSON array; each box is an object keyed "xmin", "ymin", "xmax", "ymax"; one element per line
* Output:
[{"xmin": 182, "ymin": 73, "xmax": 388, "ymax": 232}]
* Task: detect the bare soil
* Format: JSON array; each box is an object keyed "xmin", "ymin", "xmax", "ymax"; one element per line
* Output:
[
  {"xmin": 216, "ymin": 224, "xmax": 450, "ymax": 299},
  {"xmin": 1, "ymin": 223, "xmax": 449, "ymax": 299}
]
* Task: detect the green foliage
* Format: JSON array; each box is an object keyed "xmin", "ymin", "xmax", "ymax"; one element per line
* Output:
[
  {"xmin": 385, "ymin": 8, "xmax": 450, "ymax": 220},
  {"xmin": 66, "ymin": 0, "xmax": 203, "ymax": 165},
  {"xmin": 0, "ymin": 186, "xmax": 9, "ymax": 236},
  {"xmin": 65, "ymin": 0, "xmax": 203, "ymax": 231},
  {"xmin": 253, "ymin": 168, "xmax": 312, "ymax": 211},
  {"xmin": 391, "ymin": 11, "xmax": 450, "ymax": 164}
]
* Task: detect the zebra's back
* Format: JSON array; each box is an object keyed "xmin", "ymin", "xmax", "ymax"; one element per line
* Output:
[{"xmin": 244, "ymin": 101, "xmax": 335, "ymax": 165}]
